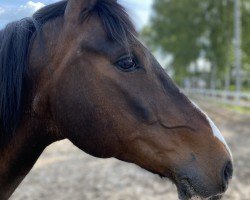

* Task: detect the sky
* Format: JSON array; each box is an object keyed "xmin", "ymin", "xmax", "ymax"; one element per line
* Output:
[{"xmin": 0, "ymin": 0, "xmax": 153, "ymax": 29}]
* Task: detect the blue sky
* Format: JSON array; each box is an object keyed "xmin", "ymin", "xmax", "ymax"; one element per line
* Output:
[{"xmin": 0, "ymin": 0, "xmax": 153, "ymax": 29}]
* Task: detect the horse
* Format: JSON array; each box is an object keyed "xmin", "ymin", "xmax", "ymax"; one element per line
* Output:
[{"xmin": 0, "ymin": 0, "xmax": 233, "ymax": 199}]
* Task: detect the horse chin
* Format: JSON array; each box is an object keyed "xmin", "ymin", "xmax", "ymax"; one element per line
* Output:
[
  {"xmin": 177, "ymin": 180, "xmax": 223, "ymax": 200},
  {"xmin": 178, "ymin": 193, "xmax": 223, "ymax": 200}
]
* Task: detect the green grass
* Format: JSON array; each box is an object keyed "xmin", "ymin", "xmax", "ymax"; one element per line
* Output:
[
  {"xmin": 190, "ymin": 95, "xmax": 250, "ymax": 115},
  {"xmin": 219, "ymin": 104, "xmax": 250, "ymax": 115}
]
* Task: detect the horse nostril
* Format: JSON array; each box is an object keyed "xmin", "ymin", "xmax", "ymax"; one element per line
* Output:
[{"xmin": 222, "ymin": 161, "xmax": 233, "ymax": 192}]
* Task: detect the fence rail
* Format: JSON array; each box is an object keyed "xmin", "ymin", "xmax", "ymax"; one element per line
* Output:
[{"xmin": 184, "ymin": 88, "xmax": 250, "ymax": 108}]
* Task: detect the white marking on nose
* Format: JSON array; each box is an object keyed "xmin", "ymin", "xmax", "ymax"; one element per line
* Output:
[{"xmin": 191, "ymin": 101, "xmax": 232, "ymax": 158}]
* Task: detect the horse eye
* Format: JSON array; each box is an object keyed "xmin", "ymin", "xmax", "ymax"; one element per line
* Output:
[{"xmin": 116, "ymin": 57, "xmax": 138, "ymax": 72}]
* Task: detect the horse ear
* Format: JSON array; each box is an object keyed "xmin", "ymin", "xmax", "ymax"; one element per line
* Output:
[{"xmin": 65, "ymin": 0, "xmax": 97, "ymax": 22}]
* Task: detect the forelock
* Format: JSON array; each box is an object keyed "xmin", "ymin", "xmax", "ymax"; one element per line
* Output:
[{"xmin": 79, "ymin": 0, "xmax": 137, "ymax": 48}]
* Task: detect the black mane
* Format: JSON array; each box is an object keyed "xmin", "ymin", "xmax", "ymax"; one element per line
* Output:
[{"xmin": 0, "ymin": 0, "xmax": 135, "ymax": 143}]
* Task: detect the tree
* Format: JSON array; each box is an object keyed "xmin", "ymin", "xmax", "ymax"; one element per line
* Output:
[{"xmin": 143, "ymin": 0, "xmax": 250, "ymax": 89}]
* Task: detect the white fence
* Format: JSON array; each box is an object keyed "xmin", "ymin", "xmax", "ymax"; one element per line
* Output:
[{"xmin": 184, "ymin": 88, "xmax": 250, "ymax": 108}]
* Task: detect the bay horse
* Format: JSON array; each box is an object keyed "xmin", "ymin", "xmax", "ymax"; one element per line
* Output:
[{"xmin": 0, "ymin": 0, "xmax": 233, "ymax": 199}]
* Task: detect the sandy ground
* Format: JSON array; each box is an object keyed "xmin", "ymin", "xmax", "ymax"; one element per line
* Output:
[{"xmin": 10, "ymin": 100, "xmax": 250, "ymax": 200}]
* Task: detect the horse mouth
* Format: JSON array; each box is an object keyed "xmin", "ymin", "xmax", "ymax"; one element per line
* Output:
[
  {"xmin": 178, "ymin": 179, "xmax": 198, "ymax": 200},
  {"xmin": 177, "ymin": 179, "xmax": 223, "ymax": 200}
]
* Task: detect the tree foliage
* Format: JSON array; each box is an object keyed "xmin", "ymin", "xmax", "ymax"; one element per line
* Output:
[{"xmin": 143, "ymin": 0, "xmax": 250, "ymax": 88}]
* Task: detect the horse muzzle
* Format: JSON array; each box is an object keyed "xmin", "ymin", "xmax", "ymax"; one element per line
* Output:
[{"xmin": 176, "ymin": 160, "xmax": 233, "ymax": 200}]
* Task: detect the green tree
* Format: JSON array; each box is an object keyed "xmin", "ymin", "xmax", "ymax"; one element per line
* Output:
[{"xmin": 143, "ymin": 0, "xmax": 250, "ymax": 89}]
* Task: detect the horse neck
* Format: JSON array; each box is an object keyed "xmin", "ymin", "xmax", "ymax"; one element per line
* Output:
[
  {"xmin": 0, "ymin": 17, "xmax": 65, "ymax": 199},
  {"xmin": 0, "ymin": 117, "xmax": 56, "ymax": 199}
]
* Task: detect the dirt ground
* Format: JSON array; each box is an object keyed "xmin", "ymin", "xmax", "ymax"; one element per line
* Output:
[{"xmin": 10, "ymin": 99, "xmax": 250, "ymax": 200}]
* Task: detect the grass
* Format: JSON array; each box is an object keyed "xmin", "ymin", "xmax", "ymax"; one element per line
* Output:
[
  {"xmin": 190, "ymin": 95, "xmax": 250, "ymax": 115},
  {"xmin": 219, "ymin": 104, "xmax": 250, "ymax": 115}
]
